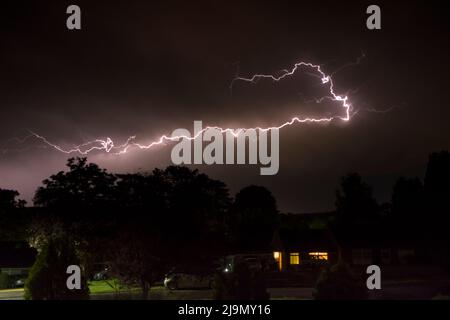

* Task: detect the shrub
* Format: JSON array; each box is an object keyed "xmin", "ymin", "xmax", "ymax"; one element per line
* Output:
[
  {"xmin": 313, "ymin": 260, "xmax": 368, "ymax": 300},
  {"xmin": 24, "ymin": 239, "xmax": 89, "ymax": 300}
]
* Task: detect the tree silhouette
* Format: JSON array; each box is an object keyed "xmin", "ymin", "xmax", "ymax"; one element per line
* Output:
[
  {"xmin": 107, "ymin": 172, "xmax": 169, "ymax": 298},
  {"xmin": 425, "ymin": 151, "xmax": 450, "ymax": 216},
  {"xmin": 423, "ymin": 150, "xmax": 450, "ymax": 247},
  {"xmin": 28, "ymin": 158, "xmax": 234, "ymax": 298},
  {"xmin": 0, "ymin": 188, "xmax": 26, "ymax": 210},
  {"xmin": 335, "ymin": 173, "xmax": 379, "ymax": 223},
  {"xmin": 108, "ymin": 225, "xmax": 165, "ymax": 299},
  {"xmin": 391, "ymin": 177, "xmax": 424, "ymax": 232},
  {"xmin": 156, "ymin": 166, "xmax": 231, "ymax": 275},
  {"xmin": 229, "ymin": 185, "xmax": 279, "ymax": 251},
  {"xmin": 29, "ymin": 157, "xmax": 118, "ymax": 292},
  {"xmin": 33, "ymin": 157, "xmax": 116, "ymax": 209},
  {"xmin": 30, "ymin": 157, "xmax": 117, "ymax": 255}
]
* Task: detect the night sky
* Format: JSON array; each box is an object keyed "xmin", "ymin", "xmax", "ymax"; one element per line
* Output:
[{"xmin": 1, "ymin": 0, "xmax": 449, "ymax": 212}]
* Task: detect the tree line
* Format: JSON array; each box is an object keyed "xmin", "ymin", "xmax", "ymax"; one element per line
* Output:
[
  {"xmin": 0, "ymin": 157, "xmax": 279, "ymax": 298},
  {"xmin": 1, "ymin": 150, "xmax": 450, "ymax": 299}
]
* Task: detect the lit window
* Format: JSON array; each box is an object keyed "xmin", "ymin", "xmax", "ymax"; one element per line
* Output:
[
  {"xmin": 289, "ymin": 252, "xmax": 300, "ymax": 265},
  {"xmin": 309, "ymin": 252, "xmax": 328, "ymax": 260},
  {"xmin": 273, "ymin": 251, "xmax": 282, "ymax": 270}
]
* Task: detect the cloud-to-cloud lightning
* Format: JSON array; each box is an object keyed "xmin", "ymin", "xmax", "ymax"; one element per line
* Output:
[{"xmin": 9, "ymin": 60, "xmax": 352, "ymax": 156}]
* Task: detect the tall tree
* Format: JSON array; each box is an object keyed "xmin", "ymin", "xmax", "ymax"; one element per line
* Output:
[
  {"xmin": 157, "ymin": 166, "xmax": 232, "ymax": 274},
  {"xmin": 108, "ymin": 166, "xmax": 232, "ymax": 295},
  {"xmin": 335, "ymin": 173, "xmax": 379, "ymax": 223},
  {"xmin": 391, "ymin": 177, "xmax": 424, "ymax": 225},
  {"xmin": 108, "ymin": 172, "xmax": 169, "ymax": 298},
  {"xmin": 424, "ymin": 150, "xmax": 450, "ymax": 244},
  {"xmin": 34, "ymin": 157, "xmax": 116, "ymax": 209},
  {"xmin": 32, "ymin": 157, "xmax": 117, "ymax": 240},
  {"xmin": 230, "ymin": 185, "xmax": 279, "ymax": 251},
  {"xmin": 424, "ymin": 151, "xmax": 450, "ymax": 214},
  {"xmin": 30, "ymin": 157, "xmax": 117, "ymax": 286}
]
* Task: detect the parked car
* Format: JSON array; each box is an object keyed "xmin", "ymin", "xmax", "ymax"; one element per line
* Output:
[{"xmin": 164, "ymin": 272, "xmax": 212, "ymax": 290}]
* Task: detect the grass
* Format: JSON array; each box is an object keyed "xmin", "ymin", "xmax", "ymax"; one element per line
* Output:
[
  {"xmin": 88, "ymin": 279, "xmax": 140, "ymax": 295},
  {"xmin": 0, "ymin": 280, "xmax": 140, "ymax": 296},
  {"xmin": 0, "ymin": 288, "xmax": 24, "ymax": 293}
]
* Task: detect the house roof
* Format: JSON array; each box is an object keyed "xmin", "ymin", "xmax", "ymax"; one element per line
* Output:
[{"xmin": 271, "ymin": 228, "xmax": 337, "ymax": 251}]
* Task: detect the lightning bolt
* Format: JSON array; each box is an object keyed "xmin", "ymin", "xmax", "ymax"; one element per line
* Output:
[{"xmin": 8, "ymin": 60, "xmax": 352, "ymax": 156}]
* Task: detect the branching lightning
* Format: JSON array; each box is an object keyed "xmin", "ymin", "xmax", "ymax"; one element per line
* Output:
[{"xmin": 7, "ymin": 60, "xmax": 353, "ymax": 156}]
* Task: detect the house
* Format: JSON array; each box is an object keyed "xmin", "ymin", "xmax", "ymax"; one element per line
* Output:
[
  {"xmin": 270, "ymin": 217, "xmax": 420, "ymax": 271},
  {"xmin": 270, "ymin": 228, "xmax": 338, "ymax": 271}
]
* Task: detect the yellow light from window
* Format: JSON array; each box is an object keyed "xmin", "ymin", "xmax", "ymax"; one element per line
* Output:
[
  {"xmin": 309, "ymin": 252, "xmax": 328, "ymax": 260},
  {"xmin": 289, "ymin": 252, "xmax": 300, "ymax": 265},
  {"xmin": 273, "ymin": 252, "xmax": 283, "ymax": 270}
]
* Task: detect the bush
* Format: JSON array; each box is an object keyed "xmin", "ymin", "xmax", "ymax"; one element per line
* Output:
[
  {"xmin": 0, "ymin": 272, "xmax": 11, "ymax": 289},
  {"xmin": 24, "ymin": 239, "xmax": 89, "ymax": 300},
  {"xmin": 313, "ymin": 260, "xmax": 368, "ymax": 300}
]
